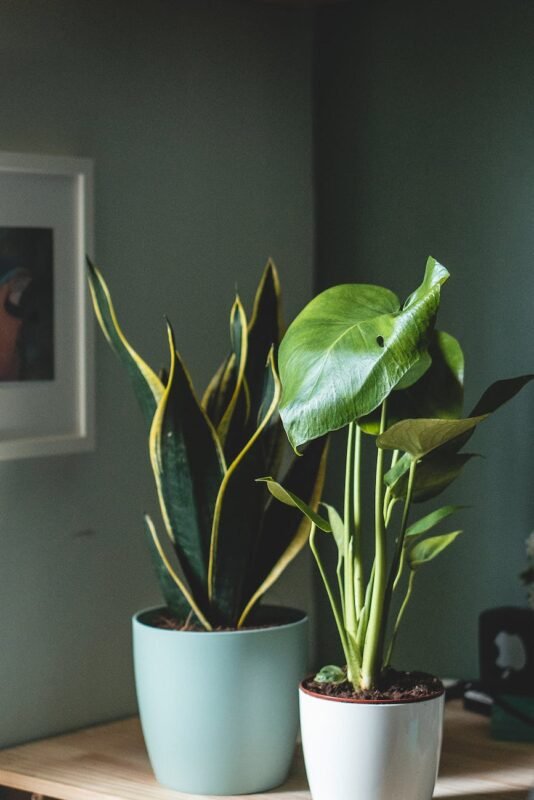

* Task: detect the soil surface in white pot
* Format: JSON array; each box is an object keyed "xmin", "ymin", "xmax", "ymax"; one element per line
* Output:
[{"xmin": 303, "ymin": 668, "xmax": 444, "ymax": 702}]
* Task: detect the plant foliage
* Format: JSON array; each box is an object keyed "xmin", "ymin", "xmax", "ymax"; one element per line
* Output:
[
  {"xmin": 266, "ymin": 256, "xmax": 533, "ymax": 689},
  {"xmin": 88, "ymin": 259, "xmax": 328, "ymax": 629}
]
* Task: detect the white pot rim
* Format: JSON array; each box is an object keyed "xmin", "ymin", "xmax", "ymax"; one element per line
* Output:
[
  {"xmin": 133, "ymin": 604, "xmax": 308, "ymax": 637},
  {"xmin": 299, "ymin": 677, "xmax": 444, "ymax": 706}
]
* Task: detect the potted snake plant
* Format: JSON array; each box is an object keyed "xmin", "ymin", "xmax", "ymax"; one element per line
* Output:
[
  {"xmin": 263, "ymin": 258, "xmax": 532, "ymax": 800},
  {"xmin": 87, "ymin": 259, "xmax": 327, "ymax": 795}
]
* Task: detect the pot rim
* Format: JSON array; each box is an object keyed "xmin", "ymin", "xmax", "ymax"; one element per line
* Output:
[
  {"xmin": 133, "ymin": 604, "xmax": 308, "ymax": 636},
  {"xmin": 299, "ymin": 678, "xmax": 445, "ymax": 706}
]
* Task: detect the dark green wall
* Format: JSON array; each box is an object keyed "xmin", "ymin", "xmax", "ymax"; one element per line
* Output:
[
  {"xmin": 0, "ymin": 0, "xmax": 315, "ymax": 745},
  {"xmin": 313, "ymin": 0, "xmax": 534, "ymax": 678}
]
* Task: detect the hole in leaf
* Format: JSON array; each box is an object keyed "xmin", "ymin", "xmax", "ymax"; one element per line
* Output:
[{"xmin": 376, "ymin": 336, "xmax": 385, "ymax": 347}]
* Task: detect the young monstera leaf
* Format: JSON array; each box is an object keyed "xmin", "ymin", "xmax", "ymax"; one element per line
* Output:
[
  {"xmin": 377, "ymin": 415, "xmax": 487, "ymax": 461},
  {"xmin": 278, "ymin": 258, "xmax": 449, "ymax": 452}
]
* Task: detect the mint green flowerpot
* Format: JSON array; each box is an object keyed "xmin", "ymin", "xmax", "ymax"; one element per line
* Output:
[{"xmin": 132, "ymin": 605, "xmax": 308, "ymax": 795}]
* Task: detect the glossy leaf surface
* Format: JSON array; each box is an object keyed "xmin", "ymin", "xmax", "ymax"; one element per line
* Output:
[
  {"xmin": 149, "ymin": 323, "xmax": 225, "ymax": 611},
  {"xmin": 377, "ymin": 415, "xmax": 487, "ymax": 460},
  {"xmin": 258, "ymin": 476, "xmax": 331, "ymax": 532},
  {"xmin": 279, "ymin": 258, "xmax": 449, "ymax": 451},
  {"xmin": 405, "ymin": 504, "xmax": 465, "ymax": 539},
  {"xmin": 408, "ymin": 530, "xmax": 462, "ymax": 569},
  {"xmin": 359, "ymin": 330, "xmax": 464, "ymax": 434},
  {"xmin": 143, "ymin": 514, "xmax": 211, "ymax": 629},
  {"xmin": 208, "ymin": 351, "xmax": 281, "ymax": 625},
  {"xmin": 87, "ymin": 259, "xmax": 163, "ymax": 427},
  {"xmin": 239, "ymin": 437, "xmax": 328, "ymax": 626}
]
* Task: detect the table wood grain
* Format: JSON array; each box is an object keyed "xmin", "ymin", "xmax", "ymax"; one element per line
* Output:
[{"xmin": 0, "ymin": 701, "xmax": 531, "ymax": 800}]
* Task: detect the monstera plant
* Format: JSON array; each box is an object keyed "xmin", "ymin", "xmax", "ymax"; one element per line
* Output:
[
  {"xmin": 262, "ymin": 257, "xmax": 532, "ymax": 691},
  {"xmin": 87, "ymin": 259, "xmax": 327, "ymax": 630}
]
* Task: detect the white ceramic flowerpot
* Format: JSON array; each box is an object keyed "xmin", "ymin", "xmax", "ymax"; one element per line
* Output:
[{"xmin": 299, "ymin": 682, "xmax": 444, "ymax": 800}]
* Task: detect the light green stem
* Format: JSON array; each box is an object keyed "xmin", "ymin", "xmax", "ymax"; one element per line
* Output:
[
  {"xmin": 377, "ymin": 458, "xmax": 418, "ymax": 667},
  {"xmin": 353, "ymin": 425, "xmax": 364, "ymax": 615},
  {"xmin": 386, "ymin": 570, "xmax": 416, "ymax": 665},
  {"xmin": 383, "ymin": 449, "xmax": 400, "ymax": 523},
  {"xmin": 356, "ymin": 561, "xmax": 374, "ymax": 650},
  {"xmin": 310, "ymin": 525, "xmax": 351, "ymax": 661},
  {"xmin": 389, "ymin": 459, "xmax": 417, "ymax": 593},
  {"xmin": 344, "ymin": 422, "xmax": 357, "ymax": 637},
  {"xmin": 360, "ymin": 401, "xmax": 388, "ymax": 689}
]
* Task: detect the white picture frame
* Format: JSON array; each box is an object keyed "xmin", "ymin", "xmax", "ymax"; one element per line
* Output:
[{"xmin": 0, "ymin": 151, "xmax": 94, "ymax": 459}]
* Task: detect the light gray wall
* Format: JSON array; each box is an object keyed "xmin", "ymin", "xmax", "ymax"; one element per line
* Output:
[
  {"xmin": 314, "ymin": 0, "xmax": 534, "ymax": 679},
  {"xmin": 0, "ymin": 0, "xmax": 314, "ymax": 745}
]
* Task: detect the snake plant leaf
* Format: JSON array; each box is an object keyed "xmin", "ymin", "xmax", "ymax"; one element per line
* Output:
[
  {"xmin": 408, "ymin": 530, "xmax": 462, "ymax": 569},
  {"xmin": 405, "ymin": 505, "xmax": 466, "ymax": 539},
  {"xmin": 246, "ymin": 260, "xmax": 283, "ymax": 415},
  {"xmin": 237, "ymin": 437, "xmax": 329, "ymax": 627},
  {"xmin": 359, "ymin": 331, "xmax": 464, "ymax": 434},
  {"xmin": 202, "ymin": 262, "xmax": 282, "ymax": 440},
  {"xmin": 87, "ymin": 258, "xmax": 163, "ymax": 427},
  {"xmin": 377, "ymin": 415, "xmax": 487, "ymax": 460},
  {"xmin": 216, "ymin": 296, "xmax": 248, "ymax": 449},
  {"xmin": 257, "ymin": 477, "xmax": 331, "ymax": 532},
  {"xmin": 279, "ymin": 258, "xmax": 449, "ymax": 451},
  {"xmin": 208, "ymin": 350, "xmax": 282, "ymax": 625},
  {"xmin": 150, "ymin": 321, "xmax": 226, "ymax": 612},
  {"xmin": 388, "ymin": 452, "xmax": 477, "ymax": 502},
  {"xmin": 143, "ymin": 514, "xmax": 212, "ymax": 630},
  {"xmin": 201, "ymin": 353, "xmax": 236, "ymax": 427}
]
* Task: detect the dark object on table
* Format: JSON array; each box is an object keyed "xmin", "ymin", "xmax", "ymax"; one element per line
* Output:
[{"xmin": 479, "ymin": 606, "xmax": 534, "ymax": 695}]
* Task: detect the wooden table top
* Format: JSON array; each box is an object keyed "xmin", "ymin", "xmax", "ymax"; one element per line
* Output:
[{"xmin": 0, "ymin": 700, "xmax": 531, "ymax": 800}]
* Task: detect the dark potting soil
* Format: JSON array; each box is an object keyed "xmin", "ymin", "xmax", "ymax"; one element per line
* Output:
[
  {"xmin": 304, "ymin": 668, "xmax": 444, "ymax": 702},
  {"xmin": 151, "ymin": 612, "xmax": 287, "ymax": 633}
]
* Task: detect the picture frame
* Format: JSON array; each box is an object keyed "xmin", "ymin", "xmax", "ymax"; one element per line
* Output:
[{"xmin": 0, "ymin": 151, "xmax": 94, "ymax": 459}]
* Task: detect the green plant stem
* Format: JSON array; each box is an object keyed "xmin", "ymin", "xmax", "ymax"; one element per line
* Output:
[
  {"xmin": 383, "ymin": 449, "xmax": 400, "ymax": 523},
  {"xmin": 360, "ymin": 401, "xmax": 388, "ymax": 689},
  {"xmin": 388, "ymin": 459, "xmax": 417, "ymax": 594},
  {"xmin": 336, "ymin": 552, "xmax": 345, "ymax": 619},
  {"xmin": 356, "ymin": 561, "xmax": 374, "ymax": 650},
  {"xmin": 377, "ymin": 458, "xmax": 418, "ymax": 666},
  {"xmin": 386, "ymin": 570, "xmax": 416, "ymax": 665},
  {"xmin": 344, "ymin": 422, "xmax": 357, "ymax": 637},
  {"xmin": 310, "ymin": 524, "xmax": 351, "ymax": 665},
  {"xmin": 353, "ymin": 425, "xmax": 364, "ymax": 615}
]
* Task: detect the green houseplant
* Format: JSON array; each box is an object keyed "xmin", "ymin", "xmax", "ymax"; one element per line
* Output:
[
  {"xmin": 87, "ymin": 258, "xmax": 327, "ymax": 795},
  {"xmin": 262, "ymin": 257, "xmax": 532, "ymax": 800}
]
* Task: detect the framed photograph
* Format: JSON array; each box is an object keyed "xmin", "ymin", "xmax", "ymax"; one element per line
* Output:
[{"xmin": 0, "ymin": 151, "xmax": 94, "ymax": 459}]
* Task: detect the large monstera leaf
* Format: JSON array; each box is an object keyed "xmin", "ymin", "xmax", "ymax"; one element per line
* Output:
[
  {"xmin": 279, "ymin": 258, "xmax": 449, "ymax": 451},
  {"xmin": 359, "ymin": 330, "xmax": 464, "ymax": 434}
]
